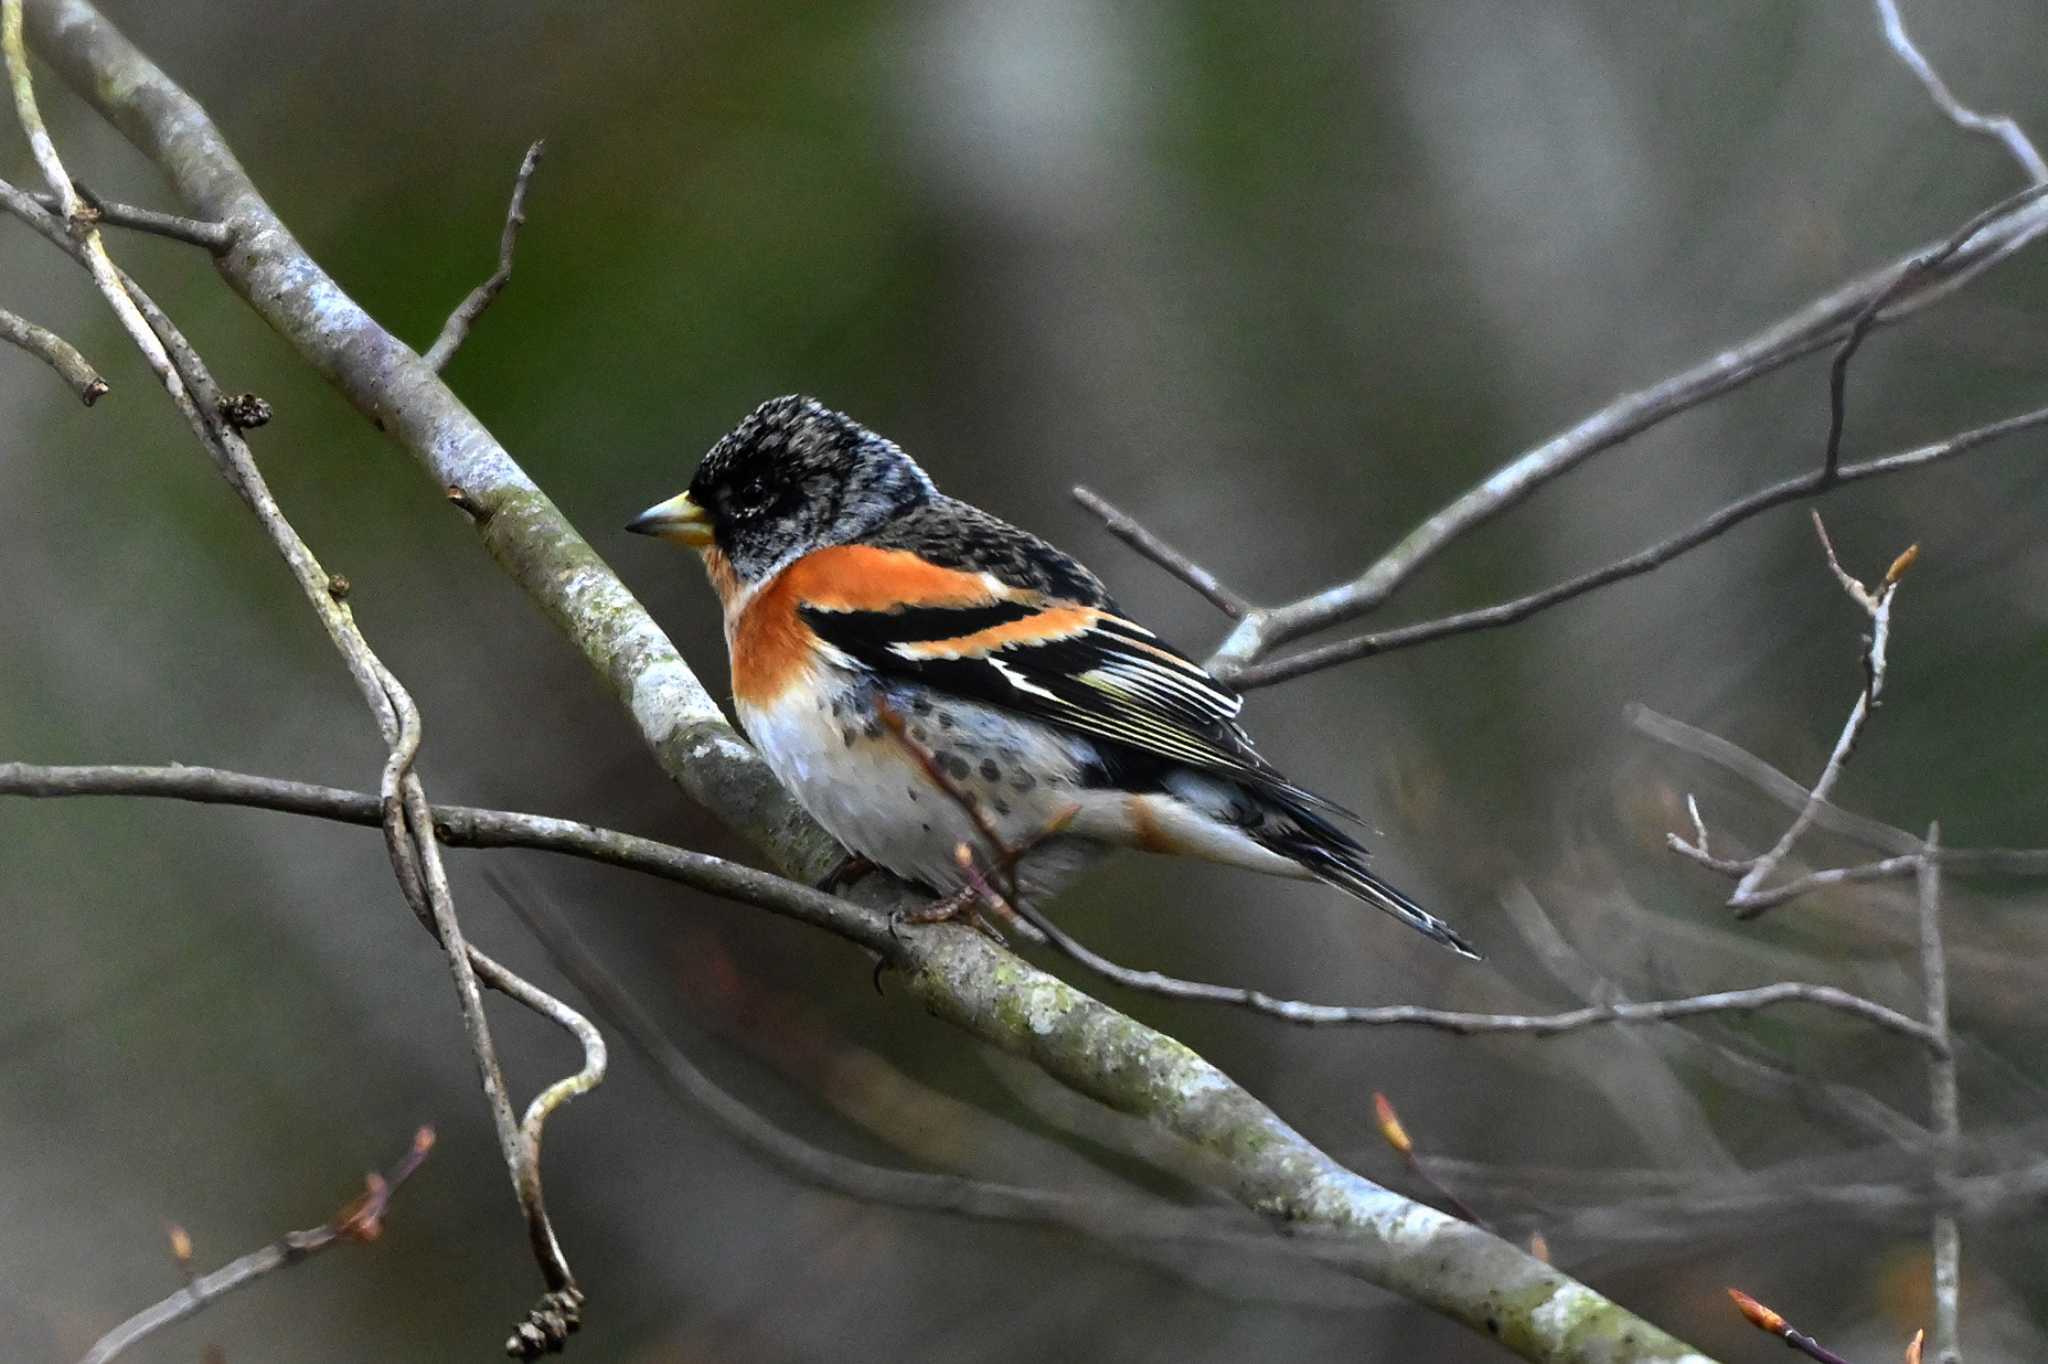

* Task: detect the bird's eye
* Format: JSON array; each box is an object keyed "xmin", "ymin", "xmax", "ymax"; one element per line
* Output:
[{"xmin": 731, "ymin": 476, "xmax": 772, "ymax": 514}]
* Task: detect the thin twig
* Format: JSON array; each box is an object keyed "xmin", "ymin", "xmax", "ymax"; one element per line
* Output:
[
  {"xmin": 422, "ymin": 139, "xmax": 543, "ymax": 372},
  {"xmin": 0, "ymin": 301, "xmax": 105, "ymax": 400},
  {"xmin": 0, "ymin": 760, "xmax": 897, "ymax": 949},
  {"xmin": 1227, "ymin": 400, "xmax": 2047, "ymax": 688},
  {"xmin": 78, "ymin": 1128, "xmax": 434, "ymax": 1364},
  {"xmin": 1873, "ymin": 0, "xmax": 2048, "ymax": 183},
  {"xmin": 1918, "ymin": 823, "xmax": 1962, "ymax": 1364},
  {"xmin": 22, "ymin": 186, "xmax": 232, "ymax": 248},
  {"xmin": 1072, "ymin": 484, "xmax": 1250, "ymax": 619},
  {"xmin": 1203, "ymin": 182, "xmax": 2048, "ymax": 680},
  {"xmin": 1017, "ymin": 909, "xmax": 1950, "ymax": 1049}
]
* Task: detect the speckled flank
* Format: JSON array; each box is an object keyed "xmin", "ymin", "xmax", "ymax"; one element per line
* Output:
[{"xmin": 739, "ymin": 672, "xmax": 1106, "ymax": 896}]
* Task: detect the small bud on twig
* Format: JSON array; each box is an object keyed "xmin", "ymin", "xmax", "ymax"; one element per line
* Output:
[
  {"xmin": 1729, "ymin": 1288, "xmax": 1787, "ymax": 1334},
  {"xmin": 1905, "ymin": 1329, "xmax": 1924, "ymax": 1364},
  {"xmin": 1371, "ymin": 1091, "xmax": 1413, "ymax": 1156},
  {"xmin": 167, "ymin": 1222, "xmax": 193, "ymax": 1269},
  {"xmin": 1527, "ymin": 1231, "xmax": 1550, "ymax": 1263},
  {"xmin": 1885, "ymin": 543, "xmax": 1920, "ymax": 585}
]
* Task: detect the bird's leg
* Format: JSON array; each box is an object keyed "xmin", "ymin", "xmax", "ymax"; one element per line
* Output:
[
  {"xmin": 897, "ymin": 885, "xmax": 980, "ymax": 926},
  {"xmin": 815, "ymin": 852, "xmax": 877, "ymax": 895}
]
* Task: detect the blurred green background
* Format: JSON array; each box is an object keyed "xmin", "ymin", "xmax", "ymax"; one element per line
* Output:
[{"xmin": 5, "ymin": 1, "xmax": 2047, "ymax": 1359}]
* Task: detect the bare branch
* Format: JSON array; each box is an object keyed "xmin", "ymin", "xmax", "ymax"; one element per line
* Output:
[
  {"xmin": 1665, "ymin": 845, "xmax": 1923, "ymax": 912},
  {"xmin": 422, "ymin": 138, "xmax": 543, "ymax": 372},
  {"xmin": 1204, "ymin": 182, "xmax": 2048, "ymax": 681},
  {"xmin": 1072, "ymin": 484, "xmax": 1250, "ymax": 619},
  {"xmin": 1016, "ymin": 903, "xmax": 1950, "ymax": 1050},
  {"xmin": 3, "ymin": 15, "xmax": 592, "ymax": 1342},
  {"xmin": 1226, "ymin": 401, "xmax": 2047, "ymax": 689},
  {"xmin": 22, "ymin": 185, "xmax": 231, "ymax": 248},
  {"xmin": 78, "ymin": 1127, "xmax": 434, "ymax": 1364},
  {"xmin": 8, "ymin": 759, "xmax": 1939, "ymax": 1049},
  {"xmin": 0, "ymin": 301, "xmax": 104, "ymax": 400},
  {"xmin": 1918, "ymin": 824, "xmax": 1962, "ymax": 1364},
  {"xmin": 1874, "ymin": 0, "xmax": 2048, "ymax": 183},
  {"xmin": 0, "ymin": 760, "xmax": 898, "ymax": 950}
]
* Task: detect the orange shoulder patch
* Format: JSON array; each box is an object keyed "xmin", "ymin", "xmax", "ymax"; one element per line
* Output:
[{"xmin": 778, "ymin": 544, "xmax": 1012, "ymax": 613}]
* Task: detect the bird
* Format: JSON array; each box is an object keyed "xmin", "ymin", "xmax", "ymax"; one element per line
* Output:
[{"xmin": 627, "ymin": 395, "xmax": 1476, "ymax": 957}]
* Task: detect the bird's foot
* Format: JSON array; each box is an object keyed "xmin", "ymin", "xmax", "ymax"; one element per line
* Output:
[{"xmin": 889, "ymin": 886, "xmax": 1011, "ymax": 947}]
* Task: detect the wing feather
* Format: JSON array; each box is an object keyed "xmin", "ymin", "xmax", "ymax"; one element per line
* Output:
[{"xmin": 798, "ymin": 592, "xmax": 1340, "ymax": 809}]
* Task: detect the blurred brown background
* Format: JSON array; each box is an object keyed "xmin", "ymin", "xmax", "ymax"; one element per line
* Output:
[{"xmin": 4, "ymin": 1, "xmax": 2047, "ymax": 1359}]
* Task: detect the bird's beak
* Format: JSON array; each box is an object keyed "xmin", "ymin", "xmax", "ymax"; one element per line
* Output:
[{"xmin": 626, "ymin": 491, "xmax": 714, "ymax": 548}]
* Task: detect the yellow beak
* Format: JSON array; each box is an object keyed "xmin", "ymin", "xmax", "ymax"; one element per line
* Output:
[{"xmin": 626, "ymin": 491, "xmax": 714, "ymax": 548}]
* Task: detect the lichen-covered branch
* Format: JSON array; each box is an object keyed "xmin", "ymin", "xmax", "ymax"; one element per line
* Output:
[{"xmin": 18, "ymin": 2, "xmax": 1718, "ymax": 1357}]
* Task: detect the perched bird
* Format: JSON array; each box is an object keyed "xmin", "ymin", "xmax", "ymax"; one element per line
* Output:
[{"xmin": 628, "ymin": 396, "xmax": 1476, "ymax": 957}]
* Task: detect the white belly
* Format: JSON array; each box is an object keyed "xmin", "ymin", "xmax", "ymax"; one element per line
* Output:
[{"xmin": 737, "ymin": 666, "xmax": 1107, "ymax": 897}]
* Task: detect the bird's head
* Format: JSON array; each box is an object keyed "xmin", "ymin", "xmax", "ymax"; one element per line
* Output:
[{"xmin": 628, "ymin": 395, "xmax": 936, "ymax": 583}]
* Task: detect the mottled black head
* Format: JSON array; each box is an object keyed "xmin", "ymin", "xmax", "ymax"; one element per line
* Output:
[{"xmin": 628, "ymin": 395, "xmax": 937, "ymax": 581}]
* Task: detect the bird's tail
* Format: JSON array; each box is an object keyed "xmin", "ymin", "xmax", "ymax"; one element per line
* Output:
[
  {"xmin": 1151, "ymin": 768, "xmax": 1479, "ymax": 957},
  {"xmin": 1250, "ymin": 782, "xmax": 1480, "ymax": 958},
  {"xmin": 1287, "ymin": 840, "xmax": 1480, "ymax": 959}
]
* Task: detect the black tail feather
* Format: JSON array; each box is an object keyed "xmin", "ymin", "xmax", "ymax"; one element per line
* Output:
[
  {"xmin": 1261, "ymin": 798, "xmax": 1480, "ymax": 959},
  {"xmin": 1289, "ymin": 843, "xmax": 1480, "ymax": 959}
]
